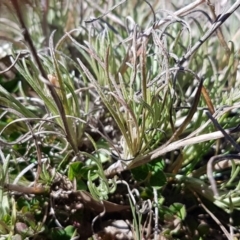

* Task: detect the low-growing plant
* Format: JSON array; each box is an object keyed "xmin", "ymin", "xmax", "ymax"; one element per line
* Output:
[{"xmin": 1, "ymin": 0, "xmax": 240, "ymax": 239}]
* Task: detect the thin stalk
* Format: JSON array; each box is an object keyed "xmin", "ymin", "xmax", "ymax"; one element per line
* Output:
[{"xmin": 11, "ymin": 0, "xmax": 78, "ymax": 154}]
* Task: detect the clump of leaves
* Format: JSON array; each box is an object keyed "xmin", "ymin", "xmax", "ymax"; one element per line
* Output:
[{"xmin": 1, "ymin": 0, "xmax": 240, "ymax": 239}]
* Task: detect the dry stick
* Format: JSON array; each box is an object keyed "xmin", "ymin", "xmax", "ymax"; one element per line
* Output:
[
  {"xmin": 85, "ymin": 0, "xmax": 126, "ymax": 25},
  {"xmin": 206, "ymin": 112, "xmax": 240, "ymax": 153},
  {"xmin": 143, "ymin": 0, "xmax": 156, "ymax": 24},
  {"xmin": 153, "ymin": 188, "xmax": 159, "ymax": 240},
  {"xmin": 185, "ymin": 103, "xmax": 240, "ymax": 140},
  {"xmin": 178, "ymin": 0, "xmax": 240, "ymax": 66},
  {"xmin": 206, "ymin": 0, "xmax": 231, "ymax": 60},
  {"xmin": 192, "ymin": 191, "xmax": 232, "ymax": 240},
  {"xmin": 4, "ymin": 183, "xmax": 48, "ymax": 195},
  {"xmin": 10, "ymin": 1, "xmax": 78, "ymax": 154},
  {"xmin": 10, "ymin": 0, "xmax": 78, "ymax": 185},
  {"xmin": 78, "ymin": 190, "xmax": 129, "ymax": 213}
]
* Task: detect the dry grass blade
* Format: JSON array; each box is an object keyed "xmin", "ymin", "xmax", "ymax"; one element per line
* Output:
[
  {"xmin": 193, "ymin": 191, "xmax": 232, "ymax": 240},
  {"xmin": 85, "ymin": 0, "xmax": 126, "ymax": 24},
  {"xmin": 201, "ymin": 85, "xmax": 215, "ymax": 114},
  {"xmin": 206, "ymin": 111, "xmax": 240, "ymax": 152},
  {"xmin": 105, "ymin": 125, "xmax": 240, "ymax": 175},
  {"xmin": 207, "ymin": 154, "xmax": 240, "ymax": 197},
  {"xmin": 178, "ymin": 0, "xmax": 240, "ymax": 65},
  {"xmin": 4, "ymin": 183, "xmax": 49, "ymax": 195},
  {"xmin": 0, "ymin": 51, "xmax": 22, "ymax": 74},
  {"xmin": 206, "ymin": 0, "xmax": 231, "ymax": 59}
]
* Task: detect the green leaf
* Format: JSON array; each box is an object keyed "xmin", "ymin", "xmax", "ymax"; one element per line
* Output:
[
  {"xmin": 64, "ymin": 225, "xmax": 76, "ymax": 237},
  {"xmin": 68, "ymin": 162, "xmax": 84, "ymax": 180},
  {"xmin": 140, "ymin": 187, "xmax": 153, "ymax": 200},
  {"xmin": 76, "ymin": 179, "xmax": 87, "ymax": 191},
  {"xmin": 149, "ymin": 170, "xmax": 166, "ymax": 189},
  {"xmin": 50, "ymin": 228, "xmax": 66, "ymax": 239},
  {"xmin": 169, "ymin": 203, "xmax": 186, "ymax": 220},
  {"xmin": 50, "ymin": 225, "xmax": 76, "ymax": 240},
  {"xmin": 68, "ymin": 161, "xmax": 97, "ymax": 181},
  {"xmin": 151, "ymin": 160, "xmax": 165, "ymax": 171},
  {"xmin": 149, "ymin": 161, "xmax": 167, "ymax": 188},
  {"xmin": 131, "ymin": 160, "xmax": 167, "ymax": 188},
  {"xmin": 131, "ymin": 164, "xmax": 149, "ymax": 182}
]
